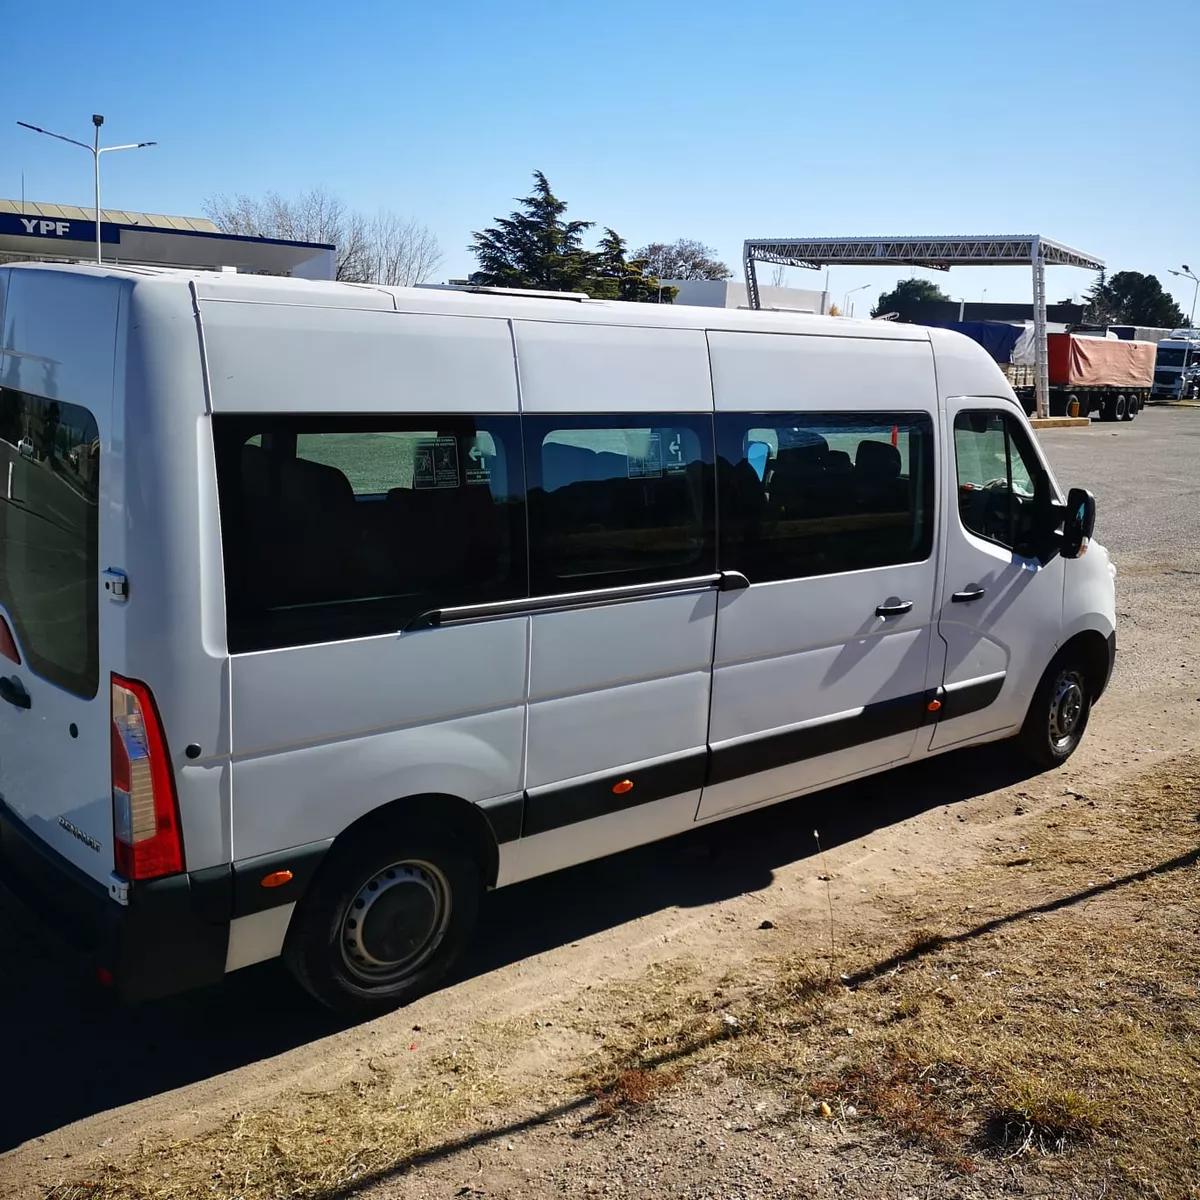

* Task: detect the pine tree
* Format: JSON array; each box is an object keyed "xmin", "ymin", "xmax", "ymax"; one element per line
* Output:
[
  {"xmin": 469, "ymin": 172, "xmax": 596, "ymax": 292},
  {"xmin": 591, "ymin": 229, "xmax": 676, "ymax": 303}
]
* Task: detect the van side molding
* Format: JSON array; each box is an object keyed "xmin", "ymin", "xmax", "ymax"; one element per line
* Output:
[{"xmin": 404, "ymin": 573, "xmax": 723, "ymax": 632}]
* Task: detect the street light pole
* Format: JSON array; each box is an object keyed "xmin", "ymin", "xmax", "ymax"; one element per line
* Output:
[
  {"xmin": 1169, "ymin": 266, "xmax": 1198, "ymax": 326},
  {"xmin": 843, "ymin": 283, "xmax": 871, "ymax": 315},
  {"xmin": 17, "ymin": 116, "xmax": 157, "ymax": 265}
]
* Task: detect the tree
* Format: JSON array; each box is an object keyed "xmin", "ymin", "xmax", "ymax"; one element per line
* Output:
[
  {"xmin": 634, "ymin": 238, "xmax": 732, "ymax": 281},
  {"xmin": 871, "ymin": 278, "xmax": 952, "ymax": 319},
  {"xmin": 469, "ymin": 172, "xmax": 596, "ymax": 292},
  {"xmin": 591, "ymin": 230, "xmax": 676, "ymax": 303},
  {"xmin": 0, "ymin": 390, "xmax": 23, "ymax": 446},
  {"xmin": 1084, "ymin": 270, "xmax": 1186, "ymax": 328},
  {"xmin": 38, "ymin": 401, "xmax": 60, "ymax": 463},
  {"xmin": 204, "ymin": 187, "xmax": 441, "ymax": 286}
]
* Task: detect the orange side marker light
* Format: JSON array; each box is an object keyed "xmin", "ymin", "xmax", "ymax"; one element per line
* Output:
[
  {"xmin": 261, "ymin": 869, "xmax": 294, "ymax": 888},
  {"xmin": 927, "ymin": 699, "xmax": 942, "ymax": 713},
  {"xmin": 612, "ymin": 779, "xmax": 634, "ymax": 795}
]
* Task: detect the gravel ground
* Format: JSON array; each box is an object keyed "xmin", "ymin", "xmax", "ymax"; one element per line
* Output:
[{"xmin": 2, "ymin": 407, "xmax": 1198, "ymax": 1199}]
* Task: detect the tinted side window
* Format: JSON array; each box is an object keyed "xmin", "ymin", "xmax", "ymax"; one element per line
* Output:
[
  {"xmin": 0, "ymin": 388, "xmax": 100, "ymax": 698},
  {"xmin": 214, "ymin": 415, "xmax": 525, "ymax": 652},
  {"xmin": 523, "ymin": 415, "xmax": 715, "ymax": 593},
  {"xmin": 953, "ymin": 411, "xmax": 1043, "ymax": 552},
  {"xmin": 716, "ymin": 412, "xmax": 934, "ymax": 582}
]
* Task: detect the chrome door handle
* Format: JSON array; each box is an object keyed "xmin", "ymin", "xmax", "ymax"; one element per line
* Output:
[
  {"xmin": 875, "ymin": 600, "xmax": 914, "ymax": 617},
  {"xmin": 951, "ymin": 587, "xmax": 986, "ymax": 603}
]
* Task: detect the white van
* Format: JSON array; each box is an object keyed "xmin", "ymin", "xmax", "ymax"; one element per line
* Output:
[{"xmin": 0, "ymin": 264, "xmax": 1116, "ymax": 1016}]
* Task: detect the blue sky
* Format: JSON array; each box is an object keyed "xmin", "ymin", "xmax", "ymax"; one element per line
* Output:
[{"xmin": 3, "ymin": 0, "xmax": 1197, "ymax": 315}]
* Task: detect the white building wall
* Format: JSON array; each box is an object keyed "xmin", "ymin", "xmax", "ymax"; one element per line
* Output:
[{"xmin": 663, "ymin": 278, "xmax": 828, "ymax": 313}]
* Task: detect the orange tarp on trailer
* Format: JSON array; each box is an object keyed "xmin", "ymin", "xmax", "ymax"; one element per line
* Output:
[{"xmin": 1046, "ymin": 334, "xmax": 1156, "ymax": 388}]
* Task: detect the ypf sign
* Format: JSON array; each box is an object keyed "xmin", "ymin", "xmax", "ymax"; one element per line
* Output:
[{"xmin": 0, "ymin": 212, "xmax": 120, "ymax": 244}]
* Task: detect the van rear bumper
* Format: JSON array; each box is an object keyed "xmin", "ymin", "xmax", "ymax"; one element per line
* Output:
[{"xmin": 0, "ymin": 799, "xmax": 229, "ymax": 1001}]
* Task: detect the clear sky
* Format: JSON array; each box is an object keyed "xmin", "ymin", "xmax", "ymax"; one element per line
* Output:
[{"xmin": 3, "ymin": 0, "xmax": 1197, "ymax": 316}]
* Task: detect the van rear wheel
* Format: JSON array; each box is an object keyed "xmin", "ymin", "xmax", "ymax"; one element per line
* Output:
[
  {"xmin": 284, "ymin": 823, "xmax": 481, "ymax": 1018},
  {"xmin": 1016, "ymin": 653, "xmax": 1092, "ymax": 769}
]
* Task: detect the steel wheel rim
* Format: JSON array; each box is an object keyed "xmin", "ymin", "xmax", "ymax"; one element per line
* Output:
[
  {"xmin": 340, "ymin": 859, "xmax": 453, "ymax": 983},
  {"xmin": 1049, "ymin": 671, "xmax": 1086, "ymax": 751}
]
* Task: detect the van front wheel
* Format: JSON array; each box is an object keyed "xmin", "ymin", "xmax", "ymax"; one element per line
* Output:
[
  {"xmin": 1017, "ymin": 655, "xmax": 1092, "ymax": 769},
  {"xmin": 284, "ymin": 824, "xmax": 481, "ymax": 1018}
]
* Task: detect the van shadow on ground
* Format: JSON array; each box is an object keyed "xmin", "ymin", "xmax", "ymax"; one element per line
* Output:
[{"xmin": 0, "ymin": 744, "xmax": 1035, "ymax": 1153}]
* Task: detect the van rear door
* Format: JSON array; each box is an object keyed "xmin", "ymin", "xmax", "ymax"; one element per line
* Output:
[{"xmin": 0, "ymin": 269, "xmax": 118, "ymax": 885}]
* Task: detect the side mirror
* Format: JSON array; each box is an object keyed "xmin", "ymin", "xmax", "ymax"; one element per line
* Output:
[{"xmin": 1061, "ymin": 487, "xmax": 1096, "ymax": 559}]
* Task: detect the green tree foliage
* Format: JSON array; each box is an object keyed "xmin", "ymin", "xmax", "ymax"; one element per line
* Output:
[
  {"xmin": 871, "ymin": 277, "xmax": 952, "ymax": 319},
  {"xmin": 1084, "ymin": 270, "xmax": 1187, "ymax": 328},
  {"xmin": 469, "ymin": 171, "xmax": 596, "ymax": 292},
  {"xmin": 634, "ymin": 238, "xmax": 732, "ymax": 281},
  {"xmin": 469, "ymin": 173, "xmax": 671, "ymax": 301},
  {"xmin": 591, "ymin": 230, "xmax": 677, "ymax": 303}
]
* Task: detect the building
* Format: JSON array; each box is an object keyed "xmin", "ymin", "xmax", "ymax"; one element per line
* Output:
[
  {"xmin": 0, "ymin": 200, "xmax": 335, "ymax": 278},
  {"xmin": 664, "ymin": 278, "xmax": 829, "ymax": 313}
]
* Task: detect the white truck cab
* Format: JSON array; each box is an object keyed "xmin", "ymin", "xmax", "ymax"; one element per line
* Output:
[{"xmin": 0, "ymin": 264, "xmax": 1116, "ymax": 1015}]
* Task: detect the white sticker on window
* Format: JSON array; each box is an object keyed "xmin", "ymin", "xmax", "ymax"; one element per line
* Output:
[
  {"xmin": 628, "ymin": 434, "xmax": 663, "ymax": 479},
  {"xmin": 464, "ymin": 439, "xmax": 492, "ymax": 486},
  {"xmin": 664, "ymin": 432, "xmax": 688, "ymax": 475},
  {"xmin": 415, "ymin": 438, "xmax": 460, "ymax": 490}
]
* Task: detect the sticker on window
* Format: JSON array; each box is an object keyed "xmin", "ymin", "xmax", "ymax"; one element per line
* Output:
[
  {"xmin": 415, "ymin": 438, "xmax": 460, "ymax": 490},
  {"xmin": 627, "ymin": 434, "xmax": 663, "ymax": 479},
  {"xmin": 464, "ymin": 438, "xmax": 493, "ymax": 486},
  {"xmin": 664, "ymin": 432, "xmax": 688, "ymax": 475}
]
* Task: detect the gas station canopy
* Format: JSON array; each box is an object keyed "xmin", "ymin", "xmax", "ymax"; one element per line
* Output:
[{"xmin": 0, "ymin": 200, "xmax": 335, "ymax": 279}]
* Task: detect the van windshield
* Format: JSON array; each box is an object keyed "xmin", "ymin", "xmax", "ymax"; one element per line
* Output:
[{"xmin": 0, "ymin": 388, "xmax": 101, "ymax": 698}]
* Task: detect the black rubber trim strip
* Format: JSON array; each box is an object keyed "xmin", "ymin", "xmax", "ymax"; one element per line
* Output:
[
  {"xmin": 230, "ymin": 839, "xmax": 334, "ymax": 919},
  {"xmin": 480, "ymin": 796, "xmax": 523, "ymax": 846},
  {"xmin": 523, "ymin": 750, "xmax": 708, "ymax": 838},
  {"xmin": 1099, "ymin": 632, "xmax": 1116, "ymax": 699},
  {"xmin": 708, "ymin": 691, "xmax": 932, "ymax": 788},
  {"xmin": 938, "ymin": 674, "xmax": 1006, "ymax": 722}
]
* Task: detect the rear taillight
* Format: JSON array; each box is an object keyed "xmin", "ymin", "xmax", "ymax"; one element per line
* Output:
[{"xmin": 111, "ymin": 674, "xmax": 184, "ymax": 880}]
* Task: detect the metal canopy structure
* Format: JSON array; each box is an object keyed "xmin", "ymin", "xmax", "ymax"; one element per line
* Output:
[{"xmin": 742, "ymin": 234, "xmax": 1105, "ymax": 417}]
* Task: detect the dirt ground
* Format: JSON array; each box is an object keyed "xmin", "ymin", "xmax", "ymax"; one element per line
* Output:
[{"xmin": 2, "ymin": 409, "xmax": 1198, "ymax": 1200}]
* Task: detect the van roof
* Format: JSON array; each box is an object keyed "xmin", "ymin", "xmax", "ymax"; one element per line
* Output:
[{"xmin": 5, "ymin": 260, "xmax": 934, "ymax": 342}]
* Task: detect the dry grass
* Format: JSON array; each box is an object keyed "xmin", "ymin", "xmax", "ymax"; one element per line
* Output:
[
  {"xmin": 47, "ymin": 1036, "xmax": 523, "ymax": 1200},
  {"xmin": 576, "ymin": 755, "xmax": 1200, "ymax": 1197},
  {"xmin": 42, "ymin": 756, "xmax": 1200, "ymax": 1200}
]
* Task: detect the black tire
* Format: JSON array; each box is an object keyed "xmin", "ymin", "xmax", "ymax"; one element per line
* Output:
[
  {"xmin": 284, "ymin": 822, "xmax": 481, "ymax": 1018},
  {"xmin": 1127, "ymin": 394, "xmax": 1138, "ymax": 420},
  {"xmin": 1114, "ymin": 394, "xmax": 1128, "ymax": 421},
  {"xmin": 1016, "ymin": 653, "xmax": 1093, "ymax": 770}
]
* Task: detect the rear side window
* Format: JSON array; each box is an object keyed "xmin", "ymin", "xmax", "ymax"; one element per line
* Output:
[
  {"xmin": 523, "ymin": 415, "xmax": 715, "ymax": 593},
  {"xmin": 716, "ymin": 412, "xmax": 934, "ymax": 583},
  {"xmin": 214, "ymin": 415, "xmax": 526, "ymax": 652},
  {"xmin": 0, "ymin": 388, "xmax": 100, "ymax": 697}
]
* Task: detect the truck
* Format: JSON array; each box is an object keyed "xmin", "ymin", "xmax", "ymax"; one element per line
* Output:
[
  {"xmin": 924, "ymin": 322, "xmax": 1153, "ymax": 421},
  {"xmin": 1150, "ymin": 331, "xmax": 1200, "ymax": 400},
  {"xmin": 1026, "ymin": 332, "xmax": 1155, "ymax": 421}
]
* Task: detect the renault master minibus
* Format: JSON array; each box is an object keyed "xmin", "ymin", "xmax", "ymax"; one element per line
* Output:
[{"xmin": 0, "ymin": 264, "xmax": 1116, "ymax": 1015}]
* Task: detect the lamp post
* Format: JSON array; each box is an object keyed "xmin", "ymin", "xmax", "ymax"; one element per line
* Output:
[
  {"xmin": 1168, "ymin": 265, "xmax": 1198, "ymax": 326},
  {"xmin": 17, "ymin": 116, "xmax": 156, "ymax": 264},
  {"xmin": 843, "ymin": 283, "xmax": 871, "ymax": 317}
]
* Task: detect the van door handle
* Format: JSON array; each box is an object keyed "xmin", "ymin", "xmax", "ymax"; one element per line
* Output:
[
  {"xmin": 718, "ymin": 570, "xmax": 751, "ymax": 592},
  {"xmin": 0, "ymin": 676, "xmax": 31, "ymax": 709},
  {"xmin": 875, "ymin": 600, "xmax": 914, "ymax": 617},
  {"xmin": 951, "ymin": 587, "xmax": 986, "ymax": 603}
]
